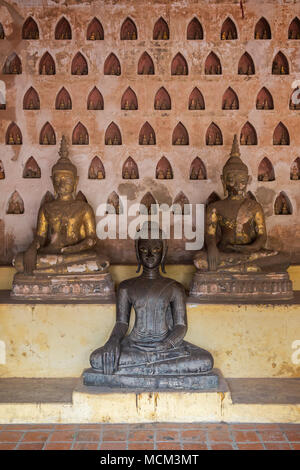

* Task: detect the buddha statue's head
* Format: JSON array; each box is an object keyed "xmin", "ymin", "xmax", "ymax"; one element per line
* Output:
[
  {"xmin": 135, "ymin": 221, "xmax": 168, "ymax": 273},
  {"xmin": 221, "ymin": 134, "xmax": 250, "ymax": 198},
  {"xmin": 51, "ymin": 136, "xmax": 79, "ymax": 199}
]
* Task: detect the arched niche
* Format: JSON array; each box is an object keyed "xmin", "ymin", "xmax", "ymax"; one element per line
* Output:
[
  {"xmin": 258, "ymin": 157, "xmax": 275, "ymax": 182},
  {"xmin": 105, "ymin": 122, "xmax": 122, "ymax": 145},
  {"xmin": 187, "ymin": 17, "xmax": 203, "ymax": 40},
  {"xmin": 272, "ymin": 52, "xmax": 289, "ymax": 75},
  {"xmin": 87, "ymin": 87, "xmax": 104, "ymax": 110},
  {"xmin": 23, "ymin": 157, "xmax": 41, "ymax": 178},
  {"xmin": 221, "ymin": 17, "xmax": 237, "ymax": 40},
  {"xmin": 3, "ymin": 53, "xmax": 22, "ymax": 74},
  {"xmin": 139, "ymin": 122, "xmax": 156, "ymax": 145},
  {"xmin": 274, "ymin": 192, "xmax": 292, "ymax": 215},
  {"xmin": 122, "ymin": 157, "xmax": 139, "ymax": 179},
  {"xmin": 256, "ymin": 87, "xmax": 274, "ymax": 110},
  {"xmin": 153, "ymin": 17, "xmax": 169, "ymax": 40},
  {"xmin": 39, "ymin": 52, "xmax": 55, "ymax": 75},
  {"xmin": 6, "ymin": 122, "xmax": 22, "ymax": 145},
  {"xmin": 240, "ymin": 122, "xmax": 257, "ymax": 145},
  {"xmin": 206, "ymin": 123, "xmax": 223, "ymax": 145},
  {"xmin": 0, "ymin": 23, "xmax": 5, "ymax": 39},
  {"xmin": 140, "ymin": 192, "xmax": 157, "ymax": 215},
  {"xmin": 87, "ymin": 17, "xmax": 104, "ymax": 40},
  {"xmin": 88, "ymin": 156, "xmax": 105, "ymax": 179},
  {"xmin": 121, "ymin": 87, "xmax": 138, "ymax": 110},
  {"xmin": 23, "ymin": 87, "xmax": 40, "ymax": 110},
  {"xmin": 172, "ymin": 122, "xmax": 189, "ymax": 145},
  {"xmin": 40, "ymin": 191, "xmax": 54, "ymax": 206},
  {"xmin": 0, "ymin": 160, "xmax": 5, "ymax": 179},
  {"xmin": 290, "ymin": 158, "xmax": 300, "ymax": 180},
  {"xmin": 238, "ymin": 52, "xmax": 255, "ymax": 75},
  {"xmin": 273, "ymin": 122, "xmax": 290, "ymax": 145},
  {"xmin": 189, "ymin": 88, "xmax": 205, "ymax": 110},
  {"xmin": 22, "ymin": 17, "xmax": 39, "ymax": 39},
  {"xmin": 171, "ymin": 53, "xmax": 188, "ymax": 75},
  {"xmin": 173, "ymin": 192, "xmax": 190, "ymax": 215},
  {"xmin": 40, "ymin": 122, "xmax": 56, "ymax": 145},
  {"xmin": 7, "ymin": 191, "xmax": 24, "ymax": 214},
  {"xmin": 71, "ymin": 52, "xmax": 88, "ymax": 75},
  {"xmin": 137, "ymin": 51, "xmax": 154, "ymax": 75},
  {"xmin": 222, "ymin": 87, "xmax": 239, "ymax": 110},
  {"xmin": 205, "ymin": 52, "xmax": 222, "ymax": 75},
  {"xmin": 156, "ymin": 156, "xmax": 173, "ymax": 179},
  {"xmin": 190, "ymin": 157, "xmax": 207, "ymax": 180},
  {"xmin": 55, "ymin": 87, "xmax": 72, "ymax": 110},
  {"xmin": 106, "ymin": 191, "xmax": 123, "ymax": 215},
  {"xmin": 288, "ymin": 17, "xmax": 300, "ymax": 39},
  {"xmin": 206, "ymin": 192, "xmax": 220, "ymax": 206},
  {"xmin": 104, "ymin": 53, "xmax": 121, "ymax": 75},
  {"xmin": 154, "ymin": 87, "xmax": 171, "ymax": 110},
  {"xmin": 72, "ymin": 122, "xmax": 89, "ymax": 145},
  {"xmin": 55, "ymin": 17, "xmax": 72, "ymax": 39},
  {"xmin": 120, "ymin": 17, "xmax": 137, "ymax": 40},
  {"xmin": 254, "ymin": 17, "xmax": 271, "ymax": 39}
]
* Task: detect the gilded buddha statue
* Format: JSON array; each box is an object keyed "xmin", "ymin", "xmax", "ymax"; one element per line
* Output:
[
  {"xmin": 190, "ymin": 135, "xmax": 293, "ymax": 300},
  {"xmin": 83, "ymin": 222, "xmax": 219, "ymax": 390},
  {"xmin": 11, "ymin": 136, "xmax": 114, "ymax": 299}
]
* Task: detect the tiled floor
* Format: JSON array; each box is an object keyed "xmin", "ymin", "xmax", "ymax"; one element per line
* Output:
[{"xmin": 0, "ymin": 423, "xmax": 299, "ymax": 450}]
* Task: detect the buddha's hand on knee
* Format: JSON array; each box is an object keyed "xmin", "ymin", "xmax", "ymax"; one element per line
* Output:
[
  {"xmin": 23, "ymin": 245, "xmax": 37, "ymax": 274},
  {"xmin": 102, "ymin": 338, "xmax": 120, "ymax": 375},
  {"xmin": 207, "ymin": 246, "xmax": 219, "ymax": 271}
]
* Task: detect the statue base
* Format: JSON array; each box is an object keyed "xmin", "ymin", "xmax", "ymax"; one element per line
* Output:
[
  {"xmin": 189, "ymin": 271, "xmax": 293, "ymax": 301},
  {"xmin": 82, "ymin": 368, "xmax": 219, "ymax": 390},
  {"xmin": 10, "ymin": 272, "xmax": 114, "ymax": 300}
]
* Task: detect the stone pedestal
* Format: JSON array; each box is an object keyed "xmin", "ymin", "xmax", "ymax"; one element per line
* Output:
[
  {"xmin": 189, "ymin": 271, "xmax": 293, "ymax": 301},
  {"xmin": 11, "ymin": 272, "xmax": 114, "ymax": 300}
]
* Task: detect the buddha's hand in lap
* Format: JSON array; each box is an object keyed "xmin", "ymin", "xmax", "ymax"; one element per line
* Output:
[
  {"xmin": 96, "ymin": 338, "xmax": 120, "ymax": 375},
  {"xmin": 227, "ymin": 244, "xmax": 256, "ymax": 254},
  {"xmin": 23, "ymin": 245, "xmax": 38, "ymax": 274}
]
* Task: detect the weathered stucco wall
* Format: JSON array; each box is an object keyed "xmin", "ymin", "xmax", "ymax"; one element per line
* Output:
[{"xmin": 0, "ymin": 0, "xmax": 299, "ymax": 263}]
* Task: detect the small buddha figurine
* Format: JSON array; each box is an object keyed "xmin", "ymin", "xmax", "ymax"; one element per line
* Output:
[
  {"xmin": 291, "ymin": 164, "xmax": 299, "ymax": 180},
  {"xmin": 124, "ymin": 100, "xmax": 130, "ymax": 110},
  {"xmin": 113, "ymin": 135, "xmax": 119, "ymax": 145},
  {"xmin": 189, "ymin": 99, "xmax": 196, "ymax": 110},
  {"xmin": 157, "ymin": 169, "xmax": 165, "ymax": 179},
  {"xmin": 163, "ymin": 30, "xmax": 168, "ymax": 40},
  {"xmin": 8, "ymin": 133, "xmax": 15, "ymax": 145},
  {"xmin": 149, "ymin": 133, "xmax": 155, "ymax": 145},
  {"xmin": 85, "ymin": 222, "xmax": 215, "ymax": 388},
  {"xmin": 166, "ymin": 168, "xmax": 172, "ymax": 179},
  {"xmin": 281, "ymin": 200, "xmax": 289, "ymax": 215},
  {"xmin": 123, "ymin": 169, "xmax": 130, "ymax": 179},
  {"xmin": 130, "ymin": 169, "xmax": 137, "ymax": 179},
  {"xmin": 221, "ymin": 31, "xmax": 226, "ymax": 40},
  {"xmin": 97, "ymin": 170, "xmax": 104, "ymax": 179},
  {"xmin": 0, "ymin": 161, "xmax": 5, "ymax": 179},
  {"xmin": 142, "ymin": 134, "xmax": 148, "ymax": 145}
]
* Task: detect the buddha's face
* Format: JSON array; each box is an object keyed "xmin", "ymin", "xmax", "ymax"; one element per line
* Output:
[
  {"xmin": 223, "ymin": 170, "xmax": 249, "ymax": 197},
  {"xmin": 138, "ymin": 239, "xmax": 163, "ymax": 269},
  {"xmin": 52, "ymin": 170, "xmax": 77, "ymax": 198}
]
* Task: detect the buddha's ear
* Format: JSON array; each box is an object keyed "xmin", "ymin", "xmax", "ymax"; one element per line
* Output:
[
  {"xmin": 135, "ymin": 239, "xmax": 141, "ymax": 273},
  {"xmin": 161, "ymin": 239, "xmax": 168, "ymax": 274}
]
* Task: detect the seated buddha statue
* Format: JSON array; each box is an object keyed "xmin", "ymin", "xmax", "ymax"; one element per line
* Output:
[
  {"xmin": 12, "ymin": 136, "xmax": 113, "ymax": 299},
  {"xmin": 84, "ymin": 222, "xmax": 218, "ymax": 390}
]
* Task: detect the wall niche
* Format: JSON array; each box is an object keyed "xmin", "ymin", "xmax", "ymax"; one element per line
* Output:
[
  {"xmin": 23, "ymin": 157, "xmax": 41, "ymax": 178},
  {"xmin": 172, "ymin": 122, "xmax": 189, "ymax": 145},
  {"xmin": 205, "ymin": 52, "xmax": 221, "ymax": 75},
  {"xmin": 274, "ymin": 192, "xmax": 292, "ymax": 215},
  {"xmin": 72, "ymin": 122, "xmax": 89, "ymax": 145},
  {"xmin": 120, "ymin": 17, "xmax": 137, "ymax": 40},
  {"xmin": 153, "ymin": 17, "xmax": 169, "ymax": 40},
  {"xmin": 104, "ymin": 53, "xmax": 121, "ymax": 75},
  {"xmin": 87, "ymin": 17, "xmax": 104, "ymax": 40},
  {"xmin": 256, "ymin": 87, "xmax": 274, "ymax": 110},
  {"xmin": 6, "ymin": 122, "xmax": 22, "ymax": 145},
  {"xmin": 154, "ymin": 87, "xmax": 171, "ymax": 110},
  {"xmin": 273, "ymin": 122, "xmax": 290, "ymax": 145},
  {"xmin": 0, "ymin": 160, "xmax": 5, "ymax": 179},
  {"xmin": 171, "ymin": 53, "xmax": 188, "ymax": 75},
  {"xmin": 288, "ymin": 17, "xmax": 300, "ymax": 39},
  {"xmin": 121, "ymin": 87, "xmax": 138, "ymax": 110},
  {"xmin": 254, "ymin": 17, "xmax": 271, "ymax": 39},
  {"xmin": 55, "ymin": 17, "xmax": 72, "ymax": 39},
  {"xmin": 188, "ymin": 88, "xmax": 205, "ymax": 110},
  {"xmin": 105, "ymin": 122, "xmax": 122, "ymax": 145},
  {"xmin": 206, "ymin": 192, "xmax": 220, "ymax": 206},
  {"xmin": 3, "ymin": 53, "xmax": 22, "ymax": 74},
  {"xmin": 138, "ymin": 52, "xmax": 154, "ymax": 75},
  {"xmin": 272, "ymin": 52, "xmax": 289, "ymax": 75},
  {"xmin": 222, "ymin": 87, "xmax": 239, "ymax": 110},
  {"xmin": 290, "ymin": 158, "xmax": 300, "ymax": 180},
  {"xmin": 139, "ymin": 122, "xmax": 156, "ymax": 145},
  {"xmin": 88, "ymin": 156, "xmax": 105, "ymax": 179},
  {"xmin": 40, "ymin": 191, "xmax": 54, "ymax": 205},
  {"xmin": 187, "ymin": 17, "xmax": 203, "ymax": 40},
  {"xmin": 0, "ymin": 23, "xmax": 5, "ymax": 39},
  {"xmin": 240, "ymin": 122, "xmax": 257, "ymax": 145},
  {"xmin": 173, "ymin": 192, "xmax": 190, "ymax": 214},
  {"xmin": 140, "ymin": 192, "xmax": 157, "ymax": 214},
  {"xmin": 71, "ymin": 52, "xmax": 88, "ymax": 75},
  {"xmin": 258, "ymin": 157, "xmax": 275, "ymax": 181},
  {"xmin": 56, "ymin": 87, "xmax": 72, "ymax": 110},
  {"xmin": 206, "ymin": 123, "xmax": 222, "ymax": 145},
  {"xmin": 156, "ymin": 156, "xmax": 173, "ymax": 179},
  {"xmin": 23, "ymin": 87, "xmax": 40, "ymax": 110},
  {"xmin": 40, "ymin": 122, "xmax": 56, "ymax": 145},
  {"xmin": 289, "ymin": 88, "xmax": 300, "ymax": 110},
  {"xmin": 190, "ymin": 157, "xmax": 207, "ymax": 180},
  {"xmin": 22, "ymin": 17, "xmax": 39, "ymax": 39},
  {"xmin": 7, "ymin": 191, "xmax": 24, "ymax": 214},
  {"xmin": 106, "ymin": 191, "xmax": 123, "ymax": 214},
  {"xmin": 122, "ymin": 157, "xmax": 139, "ymax": 179},
  {"xmin": 238, "ymin": 52, "xmax": 255, "ymax": 75},
  {"xmin": 39, "ymin": 52, "xmax": 55, "ymax": 75},
  {"xmin": 87, "ymin": 87, "xmax": 103, "ymax": 110},
  {"xmin": 221, "ymin": 17, "xmax": 237, "ymax": 40}
]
